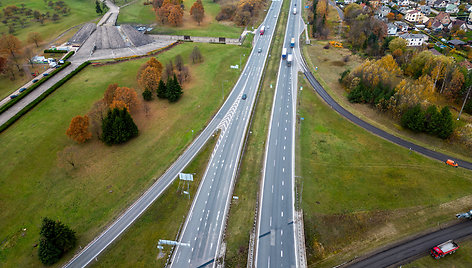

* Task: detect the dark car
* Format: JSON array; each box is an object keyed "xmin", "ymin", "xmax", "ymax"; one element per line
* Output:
[
  {"xmin": 43, "ymin": 73, "xmax": 49, "ymax": 76},
  {"xmin": 10, "ymin": 94, "xmax": 18, "ymax": 99},
  {"xmin": 32, "ymin": 79, "xmax": 39, "ymax": 83},
  {"xmin": 19, "ymin": 88, "xmax": 27, "ymax": 93},
  {"xmin": 242, "ymin": 94, "xmax": 247, "ymax": 100}
]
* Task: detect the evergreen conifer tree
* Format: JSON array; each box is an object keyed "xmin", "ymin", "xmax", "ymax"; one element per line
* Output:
[{"xmin": 157, "ymin": 79, "xmax": 167, "ymax": 99}]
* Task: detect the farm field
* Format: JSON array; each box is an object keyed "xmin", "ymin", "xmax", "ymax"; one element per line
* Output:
[
  {"xmin": 0, "ymin": 42, "xmax": 250, "ymax": 267},
  {"xmin": 297, "ymin": 75, "xmax": 472, "ymax": 267}
]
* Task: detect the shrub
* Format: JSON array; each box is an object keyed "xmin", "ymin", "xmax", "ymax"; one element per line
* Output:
[{"xmin": 401, "ymin": 104, "xmax": 425, "ymax": 132}]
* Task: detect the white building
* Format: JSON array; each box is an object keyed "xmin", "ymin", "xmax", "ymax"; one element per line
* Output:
[
  {"xmin": 387, "ymin": 23, "xmax": 398, "ymax": 35},
  {"xmin": 399, "ymin": 33, "xmax": 427, "ymax": 46},
  {"xmin": 405, "ymin": 9, "xmax": 424, "ymax": 22}
]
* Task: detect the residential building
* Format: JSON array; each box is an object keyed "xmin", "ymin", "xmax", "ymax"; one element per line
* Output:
[
  {"xmin": 448, "ymin": 39, "xmax": 466, "ymax": 47},
  {"xmin": 387, "ymin": 23, "xmax": 398, "ymax": 35},
  {"xmin": 395, "ymin": 21, "xmax": 410, "ymax": 31},
  {"xmin": 405, "ymin": 9, "xmax": 424, "ymax": 22},
  {"xmin": 420, "ymin": 5, "xmax": 431, "ymax": 15},
  {"xmin": 433, "ymin": 0, "xmax": 448, "ymax": 8},
  {"xmin": 449, "ymin": 19, "xmax": 468, "ymax": 31},
  {"xmin": 399, "ymin": 33, "xmax": 427, "ymax": 46},
  {"xmin": 435, "ymin": 11, "xmax": 451, "ymax": 25},
  {"xmin": 445, "ymin": 4, "xmax": 459, "ymax": 14},
  {"xmin": 469, "ymin": 12, "xmax": 472, "ymax": 23},
  {"xmin": 398, "ymin": 0, "xmax": 410, "ymax": 6},
  {"xmin": 459, "ymin": 60, "xmax": 472, "ymax": 71},
  {"xmin": 376, "ymin": 6, "xmax": 391, "ymax": 17}
]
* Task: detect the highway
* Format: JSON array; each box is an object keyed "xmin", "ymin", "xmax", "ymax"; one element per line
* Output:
[
  {"xmin": 344, "ymin": 220, "xmax": 472, "ymax": 267},
  {"xmin": 64, "ymin": 1, "xmax": 281, "ymax": 267},
  {"xmin": 169, "ymin": 2, "xmax": 283, "ymax": 267},
  {"xmin": 255, "ymin": 0, "xmax": 304, "ymax": 266}
]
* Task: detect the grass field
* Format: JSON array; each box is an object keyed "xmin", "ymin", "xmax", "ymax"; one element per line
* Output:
[
  {"xmin": 404, "ymin": 239, "xmax": 472, "ymax": 267},
  {"xmin": 297, "ymin": 75, "xmax": 472, "ymax": 267},
  {"xmin": 118, "ymin": 0, "xmax": 243, "ymax": 38},
  {"xmin": 222, "ymin": 0, "xmax": 289, "ymax": 266},
  {"xmin": 0, "ymin": 0, "xmax": 99, "ymax": 43},
  {"xmin": 303, "ymin": 41, "xmax": 472, "ymax": 163},
  {"xmin": 92, "ymin": 131, "xmax": 219, "ymax": 267},
  {"xmin": 0, "ymin": 42, "xmax": 250, "ymax": 267}
]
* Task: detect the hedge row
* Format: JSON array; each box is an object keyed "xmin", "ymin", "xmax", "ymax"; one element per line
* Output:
[
  {"xmin": 44, "ymin": 49, "xmax": 68, "ymax": 53},
  {"xmin": 0, "ymin": 61, "xmax": 72, "ymax": 114},
  {"xmin": 0, "ymin": 61, "xmax": 91, "ymax": 133},
  {"xmin": 62, "ymin": 51, "xmax": 75, "ymax": 61}
]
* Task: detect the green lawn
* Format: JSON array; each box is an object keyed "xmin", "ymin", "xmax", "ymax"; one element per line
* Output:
[
  {"xmin": 404, "ymin": 239, "xmax": 472, "ymax": 267},
  {"xmin": 116, "ymin": 0, "xmax": 156, "ymax": 25},
  {"xmin": 0, "ymin": 0, "xmax": 100, "ymax": 43},
  {"xmin": 297, "ymin": 75, "xmax": 472, "ymax": 267},
  {"xmin": 0, "ymin": 42, "xmax": 250, "ymax": 267},
  {"xmin": 93, "ymin": 131, "xmax": 219, "ymax": 267},
  {"xmin": 118, "ymin": 0, "xmax": 243, "ymax": 38},
  {"xmin": 223, "ymin": 0, "xmax": 288, "ymax": 266}
]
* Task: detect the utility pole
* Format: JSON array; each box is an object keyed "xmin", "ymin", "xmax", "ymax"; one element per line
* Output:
[{"xmin": 457, "ymin": 85, "xmax": 472, "ymax": 120}]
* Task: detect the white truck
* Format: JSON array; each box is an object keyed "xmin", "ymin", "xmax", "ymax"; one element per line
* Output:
[
  {"xmin": 282, "ymin": 48, "xmax": 287, "ymax": 60},
  {"xmin": 287, "ymin": 54, "xmax": 293, "ymax": 67}
]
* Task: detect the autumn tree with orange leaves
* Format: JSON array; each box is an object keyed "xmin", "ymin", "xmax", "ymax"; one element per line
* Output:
[
  {"xmin": 66, "ymin": 115, "xmax": 92, "ymax": 143},
  {"xmin": 190, "ymin": 0, "xmax": 205, "ymax": 25},
  {"xmin": 156, "ymin": 0, "xmax": 183, "ymax": 26}
]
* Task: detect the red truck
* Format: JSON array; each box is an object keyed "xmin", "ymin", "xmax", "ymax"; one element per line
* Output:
[{"xmin": 430, "ymin": 240, "xmax": 459, "ymax": 259}]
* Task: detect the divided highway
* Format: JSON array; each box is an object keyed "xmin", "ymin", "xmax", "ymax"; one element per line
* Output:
[
  {"xmin": 64, "ymin": 1, "xmax": 282, "ymax": 267},
  {"xmin": 255, "ymin": 0, "xmax": 304, "ymax": 266},
  {"xmin": 170, "ymin": 1, "xmax": 283, "ymax": 267}
]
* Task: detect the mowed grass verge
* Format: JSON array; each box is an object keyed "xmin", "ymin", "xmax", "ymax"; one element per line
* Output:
[
  {"xmin": 92, "ymin": 131, "xmax": 219, "ymax": 267},
  {"xmin": 404, "ymin": 239, "xmax": 472, "ymax": 267},
  {"xmin": 119, "ymin": 0, "xmax": 243, "ymax": 38},
  {"xmin": 0, "ymin": 42, "xmax": 250, "ymax": 267},
  {"xmin": 297, "ymin": 75, "xmax": 472, "ymax": 267},
  {"xmin": 302, "ymin": 41, "xmax": 472, "ymax": 162},
  {"xmin": 223, "ymin": 0, "xmax": 289, "ymax": 266}
]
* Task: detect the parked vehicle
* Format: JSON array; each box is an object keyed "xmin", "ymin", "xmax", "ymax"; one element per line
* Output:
[
  {"xmin": 290, "ymin": 38, "xmax": 295, "ymax": 48},
  {"xmin": 287, "ymin": 54, "xmax": 293, "ymax": 67},
  {"xmin": 260, "ymin": 26, "xmax": 265, "ymax": 35},
  {"xmin": 446, "ymin": 159, "xmax": 458, "ymax": 167},
  {"xmin": 19, "ymin": 88, "xmax": 27, "ymax": 93},
  {"xmin": 282, "ymin": 48, "xmax": 287, "ymax": 59},
  {"xmin": 430, "ymin": 240, "xmax": 459, "ymax": 259}
]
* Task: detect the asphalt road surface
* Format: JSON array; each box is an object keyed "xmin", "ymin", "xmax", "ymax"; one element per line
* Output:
[
  {"xmin": 169, "ymin": 2, "xmax": 283, "ymax": 267},
  {"xmin": 64, "ymin": 2, "xmax": 281, "ymax": 268},
  {"xmin": 344, "ymin": 220, "xmax": 472, "ymax": 267},
  {"xmin": 255, "ymin": 0, "xmax": 306, "ymax": 266}
]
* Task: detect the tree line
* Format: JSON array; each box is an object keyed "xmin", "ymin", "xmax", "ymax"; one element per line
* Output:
[
  {"xmin": 216, "ymin": 0, "xmax": 264, "ymax": 26},
  {"xmin": 151, "ymin": 0, "xmax": 205, "ymax": 26}
]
